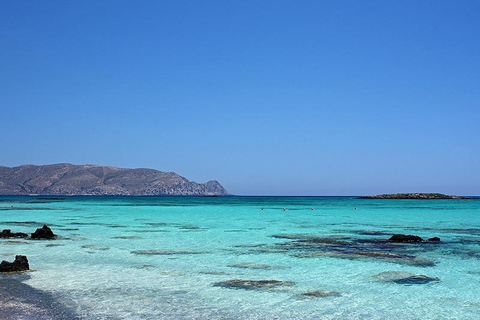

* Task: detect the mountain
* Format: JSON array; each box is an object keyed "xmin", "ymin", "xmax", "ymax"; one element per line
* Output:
[{"xmin": 0, "ymin": 164, "xmax": 230, "ymax": 196}]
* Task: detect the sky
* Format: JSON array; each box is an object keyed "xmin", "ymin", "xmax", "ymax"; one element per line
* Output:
[{"xmin": 1, "ymin": 0, "xmax": 479, "ymax": 196}]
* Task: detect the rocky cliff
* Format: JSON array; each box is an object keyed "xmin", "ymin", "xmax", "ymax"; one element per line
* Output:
[{"xmin": 0, "ymin": 164, "xmax": 230, "ymax": 196}]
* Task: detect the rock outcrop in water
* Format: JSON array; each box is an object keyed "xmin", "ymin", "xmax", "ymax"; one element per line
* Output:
[
  {"xmin": 0, "ymin": 225, "xmax": 58, "ymax": 240},
  {"xmin": 389, "ymin": 234, "xmax": 440, "ymax": 243},
  {"xmin": 0, "ymin": 229, "xmax": 29, "ymax": 239},
  {"xmin": 31, "ymin": 225, "xmax": 57, "ymax": 240},
  {"xmin": 0, "ymin": 255, "xmax": 30, "ymax": 272},
  {"xmin": 0, "ymin": 163, "xmax": 230, "ymax": 196}
]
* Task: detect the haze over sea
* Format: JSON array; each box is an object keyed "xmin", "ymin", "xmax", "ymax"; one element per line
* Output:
[{"xmin": 1, "ymin": 196, "xmax": 480, "ymax": 319}]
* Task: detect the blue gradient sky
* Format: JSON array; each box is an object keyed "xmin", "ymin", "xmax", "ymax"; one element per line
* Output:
[{"xmin": 1, "ymin": 1, "xmax": 479, "ymax": 195}]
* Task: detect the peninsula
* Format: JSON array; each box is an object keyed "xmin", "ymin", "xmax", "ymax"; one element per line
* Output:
[
  {"xmin": 0, "ymin": 164, "xmax": 229, "ymax": 196},
  {"xmin": 359, "ymin": 193, "xmax": 470, "ymax": 199}
]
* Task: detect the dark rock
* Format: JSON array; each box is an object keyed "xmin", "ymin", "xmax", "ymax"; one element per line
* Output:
[
  {"xmin": 392, "ymin": 275, "xmax": 440, "ymax": 285},
  {"xmin": 0, "ymin": 229, "xmax": 28, "ymax": 239},
  {"xmin": 389, "ymin": 234, "xmax": 423, "ymax": 242},
  {"xmin": 428, "ymin": 237, "xmax": 441, "ymax": 242},
  {"xmin": 31, "ymin": 225, "xmax": 56, "ymax": 239},
  {"xmin": 213, "ymin": 279, "xmax": 295, "ymax": 290},
  {"xmin": 0, "ymin": 255, "xmax": 30, "ymax": 272}
]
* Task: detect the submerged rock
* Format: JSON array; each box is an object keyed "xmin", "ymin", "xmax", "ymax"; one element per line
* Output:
[
  {"xmin": 0, "ymin": 255, "xmax": 30, "ymax": 272},
  {"xmin": 213, "ymin": 279, "xmax": 295, "ymax": 290},
  {"xmin": 373, "ymin": 271, "xmax": 440, "ymax": 285},
  {"xmin": 0, "ymin": 229, "xmax": 28, "ymax": 239},
  {"xmin": 228, "ymin": 263, "xmax": 278, "ymax": 270},
  {"xmin": 31, "ymin": 225, "xmax": 57, "ymax": 239},
  {"xmin": 393, "ymin": 275, "xmax": 440, "ymax": 285}
]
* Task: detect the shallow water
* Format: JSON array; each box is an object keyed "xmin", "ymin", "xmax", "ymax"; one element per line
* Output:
[{"xmin": 1, "ymin": 196, "xmax": 480, "ymax": 319}]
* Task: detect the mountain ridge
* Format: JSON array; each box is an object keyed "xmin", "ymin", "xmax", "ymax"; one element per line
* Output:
[{"xmin": 0, "ymin": 163, "xmax": 230, "ymax": 196}]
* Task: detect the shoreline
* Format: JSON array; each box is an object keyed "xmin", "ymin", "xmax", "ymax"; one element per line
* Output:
[{"xmin": 0, "ymin": 274, "xmax": 80, "ymax": 320}]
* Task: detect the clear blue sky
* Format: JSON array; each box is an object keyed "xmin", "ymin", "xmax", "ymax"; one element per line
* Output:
[{"xmin": 1, "ymin": 1, "xmax": 479, "ymax": 196}]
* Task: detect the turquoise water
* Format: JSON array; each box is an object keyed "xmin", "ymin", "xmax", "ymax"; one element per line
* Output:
[{"xmin": 1, "ymin": 196, "xmax": 480, "ymax": 319}]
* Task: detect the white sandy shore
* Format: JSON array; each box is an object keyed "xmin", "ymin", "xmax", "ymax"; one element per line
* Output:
[{"xmin": 0, "ymin": 275, "xmax": 80, "ymax": 320}]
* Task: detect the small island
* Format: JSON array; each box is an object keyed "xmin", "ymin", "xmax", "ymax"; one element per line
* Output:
[{"xmin": 359, "ymin": 193, "xmax": 471, "ymax": 199}]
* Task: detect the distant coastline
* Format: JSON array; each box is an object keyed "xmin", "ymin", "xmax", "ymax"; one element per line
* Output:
[
  {"xmin": 0, "ymin": 163, "xmax": 230, "ymax": 196},
  {"xmin": 359, "ymin": 193, "xmax": 472, "ymax": 199}
]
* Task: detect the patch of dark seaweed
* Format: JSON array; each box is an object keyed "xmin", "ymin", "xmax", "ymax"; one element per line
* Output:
[
  {"xmin": 200, "ymin": 271, "xmax": 230, "ymax": 275},
  {"xmin": 64, "ymin": 237, "xmax": 88, "ymax": 241},
  {"xmin": 232, "ymin": 243, "xmax": 267, "ymax": 248},
  {"xmin": 68, "ymin": 222, "xmax": 110, "ymax": 226},
  {"xmin": 272, "ymin": 234, "xmax": 351, "ymax": 240},
  {"xmin": 294, "ymin": 250, "xmax": 436, "ymax": 267},
  {"xmin": 106, "ymin": 224, "xmax": 128, "ymax": 228},
  {"xmin": 177, "ymin": 225, "xmax": 208, "ymax": 231},
  {"xmin": 227, "ymin": 263, "xmax": 281, "ymax": 270},
  {"xmin": 133, "ymin": 264, "xmax": 155, "ymax": 269},
  {"xmin": 1, "ymin": 221, "xmax": 62, "ymax": 227},
  {"xmin": 247, "ymin": 248, "xmax": 291, "ymax": 254},
  {"xmin": 445, "ymin": 248, "xmax": 480, "ymax": 260},
  {"xmin": 296, "ymin": 290, "xmax": 341, "ymax": 299},
  {"xmin": 131, "ymin": 250, "xmax": 209, "ymax": 255},
  {"xmin": 2, "ymin": 240, "xmax": 29, "ymax": 245},
  {"xmin": 0, "ymin": 207, "xmax": 64, "ymax": 211},
  {"xmin": 457, "ymin": 238, "xmax": 480, "ymax": 245},
  {"xmin": 145, "ymin": 222, "xmax": 170, "ymax": 227},
  {"xmin": 112, "ymin": 235, "xmax": 142, "ymax": 239},
  {"xmin": 81, "ymin": 245, "xmax": 110, "ymax": 251},
  {"xmin": 129, "ymin": 229, "xmax": 171, "ymax": 233},
  {"xmin": 354, "ymin": 230, "xmax": 392, "ymax": 236},
  {"xmin": 411, "ymin": 227, "xmax": 480, "ymax": 236},
  {"xmin": 213, "ymin": 279, "xmax": 295, "ymax": 290}
]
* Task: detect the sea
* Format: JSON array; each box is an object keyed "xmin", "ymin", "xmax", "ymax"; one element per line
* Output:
[{"xmin": 1, "ymin": 196, "xmax": 479, "ymax": 320}]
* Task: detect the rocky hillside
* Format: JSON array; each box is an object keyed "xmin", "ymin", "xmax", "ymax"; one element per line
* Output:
[{"xmin": 0, "ymin": 164, "xmax": 230, "ymax": 196}]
